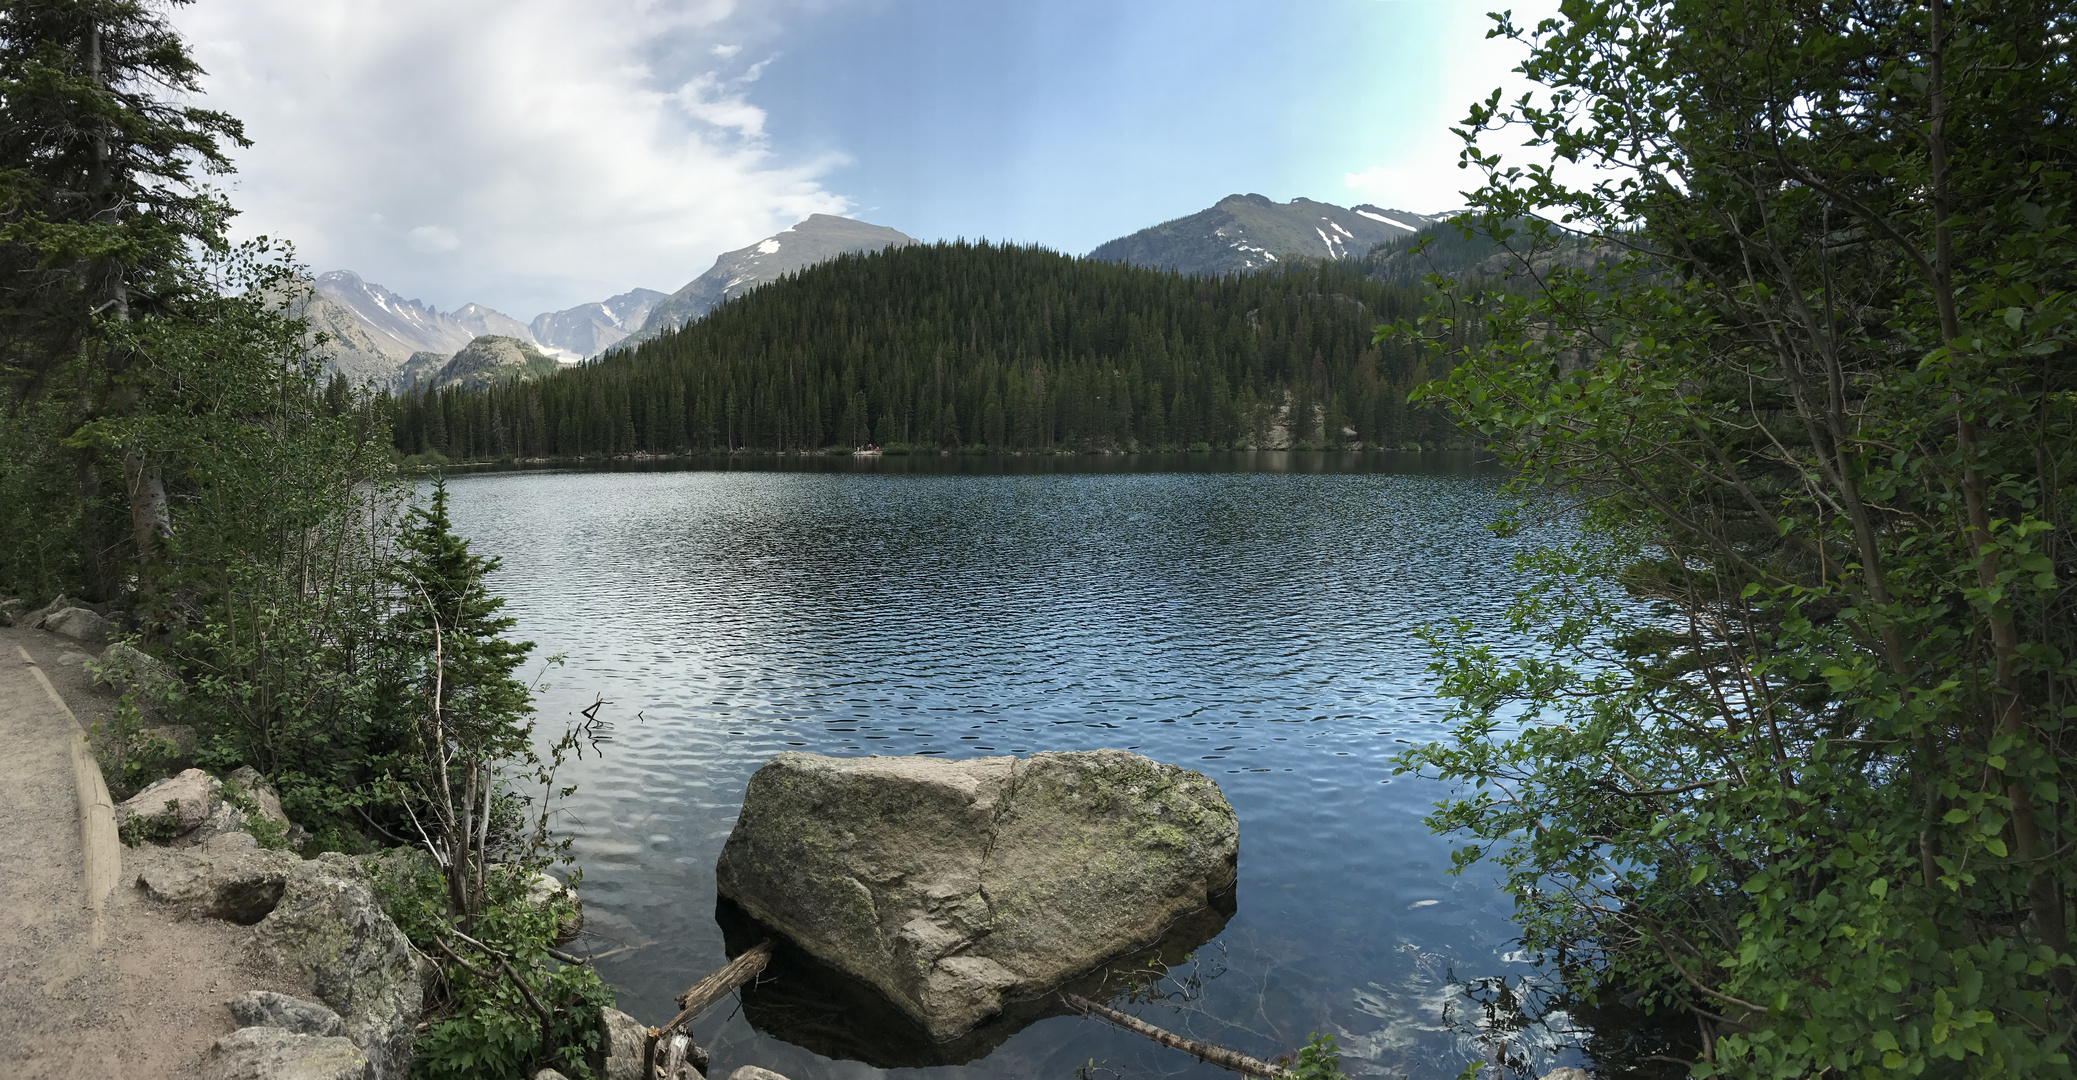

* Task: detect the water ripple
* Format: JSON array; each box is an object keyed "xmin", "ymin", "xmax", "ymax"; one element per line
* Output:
[{"xmin": 444, "ymin": 457, "xmax": 1589, "ymax": 1080}]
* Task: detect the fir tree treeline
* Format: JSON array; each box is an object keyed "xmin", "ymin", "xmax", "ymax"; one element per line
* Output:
[{"xmin": 384, "ymin": 242, "xmax": 1458, "ymax": 460}]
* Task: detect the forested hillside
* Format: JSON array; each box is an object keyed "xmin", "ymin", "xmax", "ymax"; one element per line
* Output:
[{"xmin": 384, "ymin": 242, "xmax": 1457, "ymax": 460}]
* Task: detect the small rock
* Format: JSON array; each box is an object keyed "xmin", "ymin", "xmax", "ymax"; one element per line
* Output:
[
  {"xmin": 1539, "ymin": 1071, "xmax": 1590, "ymax": 1080},
  {"xmin": 118, "ymin": 767, "xmax": 222, "ymax": 834},
  {"xmin": 229, "ymin": 765, "xmax": 292, "ymax": 821},
  {"xmin": 533, "ymin": 1071, "xmax": 572, "ymax": 1080},
  {"xmin": 0, "ymin": 597, "xmax": 22, "ymax": 626},
  {"xmin": 592, "ymin": 1007, "xmax": 654, "ymax": 1080},
  {"xmin": 249, "ymin": 856, "xmax": 423, "ymax": 1080},
  {"xmin": 227, "ymin": 990, "xmax": 349, "ymax": 1037},
  {"xmin": 527, "ymin": 869, "xmax": 584, "ymax": 945},
  {"xmin": 729, "ymin": 1068, "xmax": 794, "ymax": 1080},
  {"xmin": 38, "ymin": 605, "xmax": 114, "ymax": 645},
  {"xmin": 136, "ymin": 832, "xmax": 298, "ymax": 923},
  {"xmin": 201, "ymin": 1026, "xmax": 371, "ymax": 1080}
]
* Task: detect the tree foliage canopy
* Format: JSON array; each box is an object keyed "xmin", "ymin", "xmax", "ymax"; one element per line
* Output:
[
  {"xmin": 1393, "ymin": 0, "xmax": 2076, "ymax": 1075},
  {"xmin": 385, "ymin": 242, "xmax": 1458, "ymax": 460}
]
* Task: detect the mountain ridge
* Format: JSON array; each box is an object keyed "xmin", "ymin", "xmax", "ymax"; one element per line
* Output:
[
  {"xmin": 616, "ymin": 214, "xmax": 918, "ymax": 351},
  {"xmin": 1088, "ymin": 194, "xmax": 1442, "ymax": 276}
]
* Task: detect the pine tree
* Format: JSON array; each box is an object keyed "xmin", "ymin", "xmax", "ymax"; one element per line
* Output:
[{"xmin": 389, "ymin": 477, "xmax": 534, "ymax": 922}]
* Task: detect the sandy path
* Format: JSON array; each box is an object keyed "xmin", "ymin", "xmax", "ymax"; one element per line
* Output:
[{"xmin": 0, "ymin": 625, "xmax": 304, "ymax": 1079}]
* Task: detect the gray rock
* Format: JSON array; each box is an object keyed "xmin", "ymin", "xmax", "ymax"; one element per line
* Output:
[
  {"xmin": 94, "ymin": 641, "xmax": 185, "ymax": 714},
  {"xmin": 1539, "ymin": 1071, "xmax": 1591, "ymax": 1080},
  {"xmin": 533, "ymin": 1071, "xmax": 571, "ymax": 1080},
  {"xmin": 21, "ymin": 594, "xmax": 77, "ymax": 627},
  {"xmin": 39, "ymin": 604, "xmax": 113, "ymax": 645},
  {"xmin": 0, "ymin": 596, "xmax": 21, "ymax": 626},
  {"xmin": 591, "ymin": 1006, "xmax": 654, "ymax": 1080},
  {"xmin": 201, "ymin": 1026, "xmax": 371, "ymax": 1080},
  {"xmin": 249, "ymin": 855, "xmax": 423, "ymax": 1080},
  {"xmin": 137, "ymin": 832, "xmax": 298, "ymax": 923},
  {"xmin": 729, "ymin": 1068, "xmax": 794, "ymax": 1080},
  {"xmin": 189, "ymin": 797, "xmax": 257, "ymax": 845},
  {"xmin": 715, "ymin": 750, "xmax": 1239, "ymax": 1041},
  {"xmin": 118, "ymin": 767, "xmax": 222, "ymax": 834},
  {"xmin": 527, "ymin": 869, "xmax": 584, "ymax": 945},
  {"xmin": 227, "ymin": 991, "xmax": 350, "ymax": 1037},
  {"xmin": 227, "ymin": 764, "xmax": 301, "ymax": 843}
]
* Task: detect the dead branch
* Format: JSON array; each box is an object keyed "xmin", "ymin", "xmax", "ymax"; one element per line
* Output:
[
  {"xmin": 654, "ymin": 939, "xmax": 773, "ymax": 1038},
  {"xmin": 1061, "ymin": 992, "xmax": 1291, "ymax": 1079}
]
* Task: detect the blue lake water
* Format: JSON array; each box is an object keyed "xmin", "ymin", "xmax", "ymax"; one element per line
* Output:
[{"xmin": 442, "ymin": 452, "xmax": 1652, "ymax": 1080}]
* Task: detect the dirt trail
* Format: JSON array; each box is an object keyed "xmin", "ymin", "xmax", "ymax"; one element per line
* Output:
[{"xmin": 0, "ymin": 625, "xmax": 302, "ymax": 1079}]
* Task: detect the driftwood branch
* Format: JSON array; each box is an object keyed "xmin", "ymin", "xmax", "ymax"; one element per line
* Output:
[
  {"xmin": 1062, "ymin": 992, "xmax": 1291, "ymax": 1080},
  {"xmin": 664, "ymin": 939, "xmax": 773, "ymax": 1028},
  {"xmin": 649, "ymin": 943, "xmax": 770, "ymax": 1079}
]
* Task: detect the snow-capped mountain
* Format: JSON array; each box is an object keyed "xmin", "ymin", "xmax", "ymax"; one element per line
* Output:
[
  {"xmin": 529, "ymin": 288, "xmax": 667, "ymax": 358},
  {"xmin": 311, "ymin": 271, "xmax": 490, "ymax": 359},
  {"xmin": 618, "ymin": 214, "xmax": 916, "ymax": 350},
  {"xmin": 1087, "ymin": 194, "xmax": 1442, "ymax": 275}
]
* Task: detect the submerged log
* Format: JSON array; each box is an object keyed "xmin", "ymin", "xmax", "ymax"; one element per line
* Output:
[{"xmin": 1061, "ymin": 992, "xmax": 1291, "ymax": 1080}]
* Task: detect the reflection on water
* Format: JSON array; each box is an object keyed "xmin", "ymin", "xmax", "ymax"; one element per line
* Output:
[
  {"xmin": 718, "ymin": 892, "xmax": 1236, "ymax": 1070},
  {"xmin": 440, "ymin": 451, "xmax": 1660, "ymax": 1080}
]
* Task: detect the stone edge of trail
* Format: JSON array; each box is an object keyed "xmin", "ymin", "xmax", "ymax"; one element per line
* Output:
[{"xmin": 17, "ymin": 644, "xmax": 121, "ymax": 945}]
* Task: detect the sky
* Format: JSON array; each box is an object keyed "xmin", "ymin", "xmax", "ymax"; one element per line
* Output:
[{"xmin": 168, "ymin": 0, "xmax": 1560, "ymax": 321}]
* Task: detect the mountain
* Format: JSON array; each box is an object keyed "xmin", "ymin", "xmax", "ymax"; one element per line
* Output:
[
  {"xmin": 292, "ymin": 287, "xmax": 414, "ymax": 388},
  {"xmin": 433, "ymin": 335, "xmax": 561, "ymax": 391},
  {"xmin": 450, "ymin": 303, "xmax": 536, "ymax": 345},
  {"xmin": 311, "ymin": 272, "xmax": 489, "ymax": 360},
  {"xmin": 1087, "ymin": 194, "xmax": 1441, "ymax": 276},
  {"xmin": 529, "ymin": 288, "xmax": 667, "ymax": 358},
  {"xmin": 617, "ymin": 214, "xmax": 917, "ymax": 350},
  {"xmin": 395, "ymin": 351, "xmax": 451, "ymax": 392},
  {"xmin": 304, "ymin": 271, "xmax": 653, "ymax": 386},
  {"xmin": 1363, "ymin": 218, "xmax": 1611, "ymax": 291}
]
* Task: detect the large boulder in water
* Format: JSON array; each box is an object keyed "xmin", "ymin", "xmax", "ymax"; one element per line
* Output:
[{"xmin": 715, "ymin": 749, "xmax": 1239, "ymax": 1041}]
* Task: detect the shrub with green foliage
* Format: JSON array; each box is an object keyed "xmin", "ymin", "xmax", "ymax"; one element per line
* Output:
[{"xmin": 1392, "ymin": 1, "xmax": 2075, "ymax": 1077}]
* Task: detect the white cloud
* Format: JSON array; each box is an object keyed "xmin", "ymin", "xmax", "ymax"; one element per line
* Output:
[
  {"xmin": 407, "ymin": 225, "xmax": 462, "ymax": 254},
  {"xmin": 170, "ymin": 0, "xmax": 850, "ymax": 319}
]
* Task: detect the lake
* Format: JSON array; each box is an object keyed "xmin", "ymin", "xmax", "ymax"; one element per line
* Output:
[{"xmin": 442, "ymin": 452, "xmax": 1669, "ymax": 1080}]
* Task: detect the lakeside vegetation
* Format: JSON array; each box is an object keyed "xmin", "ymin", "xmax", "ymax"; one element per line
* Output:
[
  {"xmin": 0, "ymin": 3, "xmax": 606, "ymax": 1075},
  {"xmin": 1397, "ymin": 1, "xmax": 2077, "ymax": 1076}
]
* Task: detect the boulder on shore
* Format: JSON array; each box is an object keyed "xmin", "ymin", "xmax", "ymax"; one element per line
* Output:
[
  {"xmin": 226, "ymin": 989, "xmax": 350, "ymax": 1038},
  {"xmin": 201, "ymin": 1025, "xmax": 370, "ymax": 1080},
  {"xmin": 137, "ymin": 831, "xmax": 298, "ymax": 923},
  {"xmin": 248, "ymin": 854, "xmax": 422, "ymax": 1080},
  {"xmin": 38, "ymin": 604, "xmax": 114, "ymax": 645},
  {"xmin": 590, "ymin": 1006, "xmax": 653, "ymax": 1080},
  {"xmin": 715, "ymin": 749, "xmax": 1239, "ymax": 1042},
  {"xmin": 118, "ymin": 767, "xmax": 222, "ymax": 834}
]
